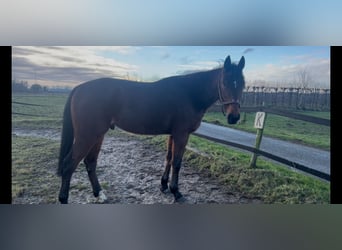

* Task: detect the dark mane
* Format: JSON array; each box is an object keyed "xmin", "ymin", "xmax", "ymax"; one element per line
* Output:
[{"xmin": 155, "ymin": 67, "xmax": 221, "ymax": 86}]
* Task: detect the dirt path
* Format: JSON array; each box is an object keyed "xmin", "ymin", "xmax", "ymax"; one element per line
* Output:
[{"xmin": 12, "ymin": 128, "xmax": 262, "ymax": 204}]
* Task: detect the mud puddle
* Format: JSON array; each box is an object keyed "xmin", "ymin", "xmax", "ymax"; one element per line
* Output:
[{"xmin": 12, "ymin": 128, "xmax": 262, "ymax": 204}]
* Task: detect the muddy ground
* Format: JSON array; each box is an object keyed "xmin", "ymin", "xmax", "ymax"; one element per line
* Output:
[{"xmin": 12, "ymin": 128, "xmax": 262, "ymax": 204}]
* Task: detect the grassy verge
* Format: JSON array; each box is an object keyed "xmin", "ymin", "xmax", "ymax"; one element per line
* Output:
[{"xmin": 185, "ymin": 136, "xmax": 329, "ymax": 203}]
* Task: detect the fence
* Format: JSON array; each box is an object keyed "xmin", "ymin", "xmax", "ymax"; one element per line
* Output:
[
  {"xmin": 241, "ymin": 86, "xmax": 330, "ymax": 110},
  {"xmin": 192, "ymin": 131, "xmax": 329, "ymax": 181}
]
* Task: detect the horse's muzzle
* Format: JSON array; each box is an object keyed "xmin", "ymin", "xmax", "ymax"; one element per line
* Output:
[
  {"xmin": 227, "ymin": 113, "xmax": 240, "ymax": 124},
  {"xmin": 225, "ymin": 102, "xmax": 240, "ymax": 124}
]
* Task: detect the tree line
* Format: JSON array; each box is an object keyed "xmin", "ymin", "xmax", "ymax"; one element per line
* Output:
[{"xmin": 12, "ymin": 80, "xmax": 48, "ymax": 93}]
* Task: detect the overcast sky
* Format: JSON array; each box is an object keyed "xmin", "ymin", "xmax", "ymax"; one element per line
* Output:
[{"xmin": 12, "ymin": 46, "xmax": 330, "ymax": 89}]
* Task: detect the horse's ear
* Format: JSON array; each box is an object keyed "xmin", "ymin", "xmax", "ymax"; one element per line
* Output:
[
  {"xmin": 224, "ymin": 56, "xmax": 232, "ymax": 69},
  {"xmin": 238, "ymin": 56, "xmax": 245, "ymax": 70}
]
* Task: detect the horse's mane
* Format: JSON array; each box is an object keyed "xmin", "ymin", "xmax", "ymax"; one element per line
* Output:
[{"xmin": 154, "ymin": 67, "xmax": 222, "ymax": 87}]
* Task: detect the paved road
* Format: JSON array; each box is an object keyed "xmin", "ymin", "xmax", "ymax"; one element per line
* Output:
[{"xmin": 195, "ymin": 122, "xmax": 330, "ymax": 176}]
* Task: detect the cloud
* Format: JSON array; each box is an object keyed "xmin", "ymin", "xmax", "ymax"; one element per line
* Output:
[
  {"xmin": 93, "ymin": 46, "xmax": 141, "ymax": 55},
  {"xmin": 12, "ymin": 46, "xmax": 139, "ymax": 87},
  {"xmin": 245, "ymin": 56, "xmax": 330, "ymax": 87},
  {"xmin": 243, "ymin": 48, "xmax": 254, "ymax": 54}
]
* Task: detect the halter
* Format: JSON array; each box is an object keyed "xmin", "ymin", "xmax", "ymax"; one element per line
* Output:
[{"xmin": 217, "ymin": 74, "xmax": 240, "ymax": 116}]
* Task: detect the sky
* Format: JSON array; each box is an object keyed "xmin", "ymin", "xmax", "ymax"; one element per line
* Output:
[{"xmin": 12, "ymin": 46, "xmax": 330, "ymax": 89}]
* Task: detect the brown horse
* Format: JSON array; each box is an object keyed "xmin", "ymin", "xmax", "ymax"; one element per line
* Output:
[{"xmin": 57, "ymin": 55, "xmax": 245, "ymax": 204}]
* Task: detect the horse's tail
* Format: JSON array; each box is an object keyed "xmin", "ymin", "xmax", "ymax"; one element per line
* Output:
[{"xmin": 57, "ymin": 89, "xmax": 75, "ymax": 176}]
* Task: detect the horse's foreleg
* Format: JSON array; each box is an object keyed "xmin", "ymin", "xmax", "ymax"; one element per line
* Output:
[
  {"xmin": 160, "ymin": 136, "xmax": 173, "ymax": 192},
  {"xmin": 169, "ymin": 134, "xmax": 189, "ymax": 202},
  {"xmin": 84, "ymin": 135, "xmax": 107, "ymax": 203}
]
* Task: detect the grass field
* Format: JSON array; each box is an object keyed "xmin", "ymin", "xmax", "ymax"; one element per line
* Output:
[
  {"xmin": 12, "ymin": 93, "xmax": 330, "ymax": 203},
  {"xmin": 12, "ymin": 93, "xmax": 67, "ymax": 129}
]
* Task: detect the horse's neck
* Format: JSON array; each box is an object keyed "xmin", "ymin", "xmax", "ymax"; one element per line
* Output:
[{"xmin": 186, "ymin": 68, "xmax": 221, "ymax": 111}]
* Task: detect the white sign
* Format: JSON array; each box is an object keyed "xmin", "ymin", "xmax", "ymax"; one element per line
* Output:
[{"xmin": 254, "ymin": 112, "xmax": 266, "ymax": 129}]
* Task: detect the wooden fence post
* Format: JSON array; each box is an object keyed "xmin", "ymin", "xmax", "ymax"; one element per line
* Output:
[{"xmin": 250, "ymin": 112, "xmax": 267, "ymax": 168}]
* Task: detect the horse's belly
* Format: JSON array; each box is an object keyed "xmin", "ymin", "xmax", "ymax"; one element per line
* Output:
[{"xmin": 115, "ymin": 117, "xmax": 171, "ymax": 135}]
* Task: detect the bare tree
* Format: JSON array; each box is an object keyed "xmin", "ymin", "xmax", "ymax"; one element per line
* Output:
[
  {"xmin": 297, "ymin": 68, "xmax": 312, "ymax": 90},
  {"xmin": 296, "ymin": 68, "xmax": 312, "ymax": 109}
]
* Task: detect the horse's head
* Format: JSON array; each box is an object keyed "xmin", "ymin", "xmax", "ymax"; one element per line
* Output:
[{"xmin": 218, "ymin": 55, "xmax": 245, "ymax": 124}]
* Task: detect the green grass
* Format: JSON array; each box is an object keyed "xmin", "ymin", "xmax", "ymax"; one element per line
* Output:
[
  {"xmin": 12, "ymin": 135, "xmax": 61, "ymax": 203},
  {"xmin": 294, "ymin": 110, "xmax": 330, "ymax": 119},
  {"xmin": 203, "ymin": 111, "xmax": 330, "ymax": 150},
  {"xmin": 12, "ymin": 93, "xmax": 67, "ymax": 129},
  {"xmin": 187, "ymin": 136, "xmax": 329, "ymax": 203}
]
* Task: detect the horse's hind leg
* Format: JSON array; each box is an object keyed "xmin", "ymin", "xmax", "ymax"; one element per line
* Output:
[
  {"xmin": 160, "ymin": 135, "xmax": 173, "ymax": 192},
  {"xmin": 58, "ymin": 151, "xmax": 78, "ymax": 204},
  {"xmin": 58, "ymin": 137, "xmax": 99, "ymax": 204},
  {"xmin": 58, "ymin": 143, "xmax": 88, "ymax": 204},
  {"xmin": 84, "ymin": 135, "xmax": 107, "ymax": 203}
]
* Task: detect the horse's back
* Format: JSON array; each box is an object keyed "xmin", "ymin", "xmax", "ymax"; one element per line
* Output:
[{"xmin": 70, "ymin": 77, "xmax": 204, "ymax": 135}]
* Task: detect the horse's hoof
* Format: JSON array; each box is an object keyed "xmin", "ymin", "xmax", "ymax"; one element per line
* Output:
[
  {"xmin": 172, "ymin": 191, "xmax": 186, "ymax": 203},
  {"xmin": 59, "ymin": 196, "xmax": 68, "ymax": 204},
  {"xmin": 174, "ymin": 195, "xmax": 186, "ymax": 203},
  {"xmin": 160, "ymin": 184, "xmax": 170, "ymax": 193},
  {"xmin": 96, "ymin": 190, "xmax": 107, "ymax": 203}
]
